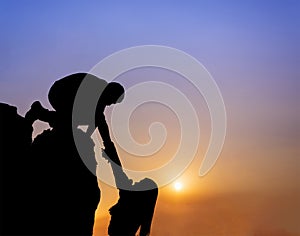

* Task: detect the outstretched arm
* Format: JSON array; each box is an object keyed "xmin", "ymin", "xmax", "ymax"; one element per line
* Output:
[
  {"xmin": 95, "ymin": 112, "xmax": 119, "ymax": 155},
  {"xmin": 101, "ymin": 148, "xmax": 133, "ymax": 190},
  {"xmin": 96, "ymin": 108, "xmax": 133, "ymax": 188}
]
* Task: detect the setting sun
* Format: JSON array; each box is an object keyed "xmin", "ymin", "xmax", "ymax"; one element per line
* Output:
[{"xmin": 174, "ymin": 181, "xmax": 183, "ymax": 191}]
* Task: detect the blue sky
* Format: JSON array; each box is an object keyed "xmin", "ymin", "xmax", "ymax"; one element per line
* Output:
[{"xmin": 1, "ymin": 1, "xmax": 299, "ymax": 116}]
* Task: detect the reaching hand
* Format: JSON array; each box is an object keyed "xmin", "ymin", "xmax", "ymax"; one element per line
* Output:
[{"xmin": 25, "ymin": 101, "xmax": 44, "ymax": 124}]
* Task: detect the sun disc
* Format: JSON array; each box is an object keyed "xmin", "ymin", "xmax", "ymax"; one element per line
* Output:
[{"xmin": 174, "ymin": 182, "xmax": 183, "ymax": 191}]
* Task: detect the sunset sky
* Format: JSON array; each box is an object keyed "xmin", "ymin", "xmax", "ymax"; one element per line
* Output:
[{"xmin": 1, "ymin": 1, "xmax": 299, "ymax": 235}]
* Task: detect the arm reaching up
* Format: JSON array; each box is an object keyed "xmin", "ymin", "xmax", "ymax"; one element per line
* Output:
[{"xmin": 101, "ymin": 148, "xmax": 133, "ymax": 190}]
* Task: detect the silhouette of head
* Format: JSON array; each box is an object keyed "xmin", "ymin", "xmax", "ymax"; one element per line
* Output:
[
  {"xmin": 100, "ymin": 82, "xmax": 125, "ymax": 106},
  {"xmin": 133, "ymin": 178, "xmax": 158, "ymax": 191},
  {"xmin": 48, "ymin": 73, "xmax": 125, "ymax": 127}
]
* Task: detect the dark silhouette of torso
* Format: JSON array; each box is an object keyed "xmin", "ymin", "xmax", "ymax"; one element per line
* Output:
[
  {"xmin": 102, "ymin": 150, "xmax": 158, "ymax": 236},
  {"xmin": 28, "ymin": 122, "xmax": 99, "ymax": 235},
  {"xmin": 108, "ymin": 181, "xmax": 158, "ymax": 236}
]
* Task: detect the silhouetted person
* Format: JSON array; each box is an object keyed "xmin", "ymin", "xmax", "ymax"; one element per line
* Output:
[
  {"xmin": 102, "ymin": 148, "xmax": 158, "ymax": 236},
  {"xmin": 23, "ymin": 73, "xmax": 125, "ymax": 235}
]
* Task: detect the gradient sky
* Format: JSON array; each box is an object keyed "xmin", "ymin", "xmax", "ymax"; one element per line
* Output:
[{"xmin": 1, "ymin": 1, "xmax": 299, "ymax": 235}]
